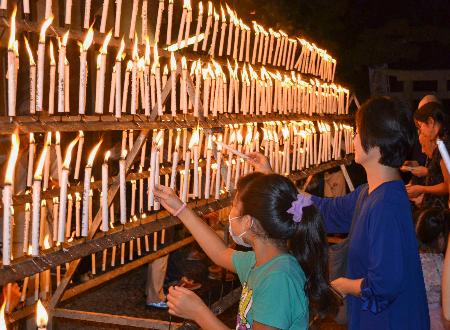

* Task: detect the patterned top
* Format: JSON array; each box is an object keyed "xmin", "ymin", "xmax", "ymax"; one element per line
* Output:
[{"xmin": 423, "ymin": 147, "xmax": 448, "ymax": 209}]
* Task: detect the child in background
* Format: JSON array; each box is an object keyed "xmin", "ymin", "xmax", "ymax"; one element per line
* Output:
[{"xmin": 416, "ymin": 207, "xmax": 450, "ymax": 329}]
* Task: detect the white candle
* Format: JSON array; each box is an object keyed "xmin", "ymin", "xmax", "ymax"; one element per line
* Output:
[
  {"xmin": 202, "ymin": 2, "xmax": 213, "ymax": 51},
  {"xmin": 79, "ymin": 28, "xmax": 94, "ymax": 115},
  {"xmin": 114, "ymin": 0, "xmax": 123, "ymax": 37},
  {"xmin": 184, "ymin": 2, "xmax": 192, "ymax": 46},
  {"xmin": 215, "ymin": 135, "xmax": 223, "ymax": 199},
  {"xmin": 48, "ymin": 41, "xmax": 56, "ymax": 115},
  {"xmin": 181, "ymin": 57, "xmax": 188, "ymax": 114},
  {"xmin": 170, "ymin": 52, "xmax": 177, "ymax": 116},
  {"xmin": 58, "ymin": 138, "xmax": 79, "ymax": 243},
  {"xmin": 84, "ymin": 0, "xmax": 91, "ymax": 29},
  {"xmin": 167, "ymin": 0, "xmax": 174, "ymax": 44},
  {"xmin": 155, "ymin": 0, "xmax": 165, "ymax": 44},
  {"xmin": 119, "ymin": 150, "xmax": 127, "ymax": 224},
  {"xmin": 74, "ymin": 131, "xmax": 84, "ymax": 180},
  {"xmin": 57, "ymin": 32, "xmax": 69, "ymax": 115},
  {"xmin": 27, "ymin": 134, "xmax": 36, "ymax": 188},
  {"xmin": 177, "ymin": 2, "xmax": 188, "ymax": 48},
  {"xmin": 209, "ymin": 9, "xmax": 220, "ymax": 55},
  {"xmin": 95, "ymin": 32, "xmax": 112, "ymax": 114},
  {"xmin": 226, "ymin": 5, "xmax": 234, "ymax": 56},
  {"xmin": 65, "ymin": 0, "xmax": 73, "ymax": 24},
  {"xmin": 154, "ymin": 45, "xmax": 163, "ymax": 116},
  {"xmin": 81, "ymin": 143, "xmax": 99, "ymax": 237},
  {"xmin": 129, "ymin": 0, "xmax": 139, "ymax": 39},
  {"xmin": 36, "ymin": 17, "xmax": 53, "ymax": 113},
  {"xmin": 142, "ymin": 0, "xmax": 148, "ymax": 42},
  {"xmin": 183, "ymin": 150, "xmax": 191, "ymax": 203},
  {"xmin": 100, "ymin": 0, "xmax": 110, "ymax": 33},
  {"xmin": 45, "ymin": 0, "xmax": 53, "ymax": 18},
  {"xmin": 193, "ymin": 2, "xmax": 204, "ymax": 51},
  {"xmin": 24, "ymin": 36, "xmax": 36, "ymax": 115},
  {"xmin": 218, "ymin": 6, "xmax": 227, "ymax": 56},
  {"xmin": 232, "ymin": 18, "xmax": 240, "ymax": 59},
  {"xmin": 239, "ymin": 22, "xmax": 246, "ymax": 62}
]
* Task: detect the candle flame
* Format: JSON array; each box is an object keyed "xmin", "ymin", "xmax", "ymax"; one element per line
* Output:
[
  {"xmin": 207, "ymin": 1, "xmax": 213, "ymax": 16},
  {"xmin": 36, "ymin": 299, "xmax": 48, "ymax": 328},
  {"xmin": 104, "ymin": 150, "xmax": 111, "ymax": 162},
  {"xmin": 62, "ymin": 137, "xmax": 80, "ymax": 169},
  {"xmin": 170, "ymin": 52, "xmax": 177, "ymax": 71},
  {"xmin": 82, "ymin": 28, "xmax": 94, "ymax": 51},
  {"xmin": 62, "ymin": 30, "xmax": 70, "ymax": 46},
  {"xmin": 55, "ymin": 131, "xmax": 61, "ymax": 145},
  {"xmin": 282, "ymin": 126, "xmax": 289, "ymax": 140},
  {"xmin": 116, "ymin": 38, "xmax": 125, "ymax": 62},
  {"xmin": 100, "ymin": 31, "xmax": 112, "ymax": 54},
  {"xmin": 121, "ymin": 149, "xmax": 128, "ymax": 159},
  {"xmin": 40, "ymin": 16, "xmax": 54, "ymax": 43},
  {"xmin": 154, "ymin": 130, "xmax": 164, "ymax": 147},
  {"xmin": 126, "ymin": 60, "xmax": 133, "ymax": 71},
  {"xmin": 220, "ymin": 5, "xmax": 226, "ymax": 22},
  {"xmin": 8, "ymin": 6, "xmax": 17, "ymax": 49},
  {"xmin": 183, "ymin": 0, "xmax": 191, "ymax": 9},
  {"xmin": 175, "ymin": 132, "xmax": 181, "ymax": 150},
  {"xmin": 49, "ymin": 41, "xmax": 56, "ymax": 65},
  {"xmin": 189, "ymin": 130, "xmax": 200, "ymax": 149},
  {"xmin": 87, "ymin": 141, "xmax": 102, "ymax": 167},
  {"xmin": 0, "ymin": 301, "xmax": 6, "ymax": 329},
  {"xmin": 24, "ymin": 36, "xmax": 35, "ymax": 65},
  {"xmin": 181, "ymin": 57, "xmax": 187, "ymax": 70},
  {"xmin": 34, "ymin": 143, "xmax": 48, "ymax": 180},
  {"xmin": 5, "ymin": 132, "xmax": 19, "ymax": 185},
  {"xmin": 138, "ymin": 57, "xmax": 145, "ymax": 71},
  {"xmin": 43, "ymin": 234, "xmax": 51, "ymax": 249},
  {"xmin": 228, "ymin": 131, "xmax": 236, "ymax": 144},
  {"xmin": 96, "ymin": 53, "xmax": 102, "ymax": 69},
  {"xmin": 163, "ymin": 65, "xmax": 169, "ymax": 75},
  {"xmin": 133, "ymin": 35, "xmax": 139, "ymax": 60},
  {"xmin": 213, "ymin": 8, "xmax": 219, "ymax": 20}
]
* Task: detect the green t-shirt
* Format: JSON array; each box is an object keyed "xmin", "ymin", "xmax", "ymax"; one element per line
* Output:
[{"xmin": 232, "ymin": 251, "xmax": 309, "ymax": 330}]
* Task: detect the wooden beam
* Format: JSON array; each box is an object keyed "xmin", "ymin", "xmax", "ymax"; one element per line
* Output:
[
  {"xmin": 53, "ymin": 308, "xmax": 182, "ymax": 329},
  {"xmin": 288, "ymin": 155, "xmax": 354, "ymax": 182},
  {"xmin": 0, "ymin": 197, "xmax": 232, "ymax": 285}
]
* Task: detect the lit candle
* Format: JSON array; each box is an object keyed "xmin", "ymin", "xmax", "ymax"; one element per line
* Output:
[
  {"xmin": 191, "ymin": 130, "xmax": 200, "ymax": 197},
  {"xmin": 170, "ymin": 52, "xmax": 177, "ymax": 116},
  {"xmin": 202, "ymin": 1, "xmax": 213, "ymax": 51},
  {"xmin": 204, "ymin": 135, "xmax": 212, "ymax": 199},
  {"xmin": 184, "ymin": 0, "xmax": 193, "ymax": 46},
  {"xmin": 74, "ymin": 131, "xmax": 84, "ymax": 181},
  {"xmin": 154, "ymin": 44, "xmax": 163, "ymax": 116},
  {"xmin": 193, "ymin": 2, "xmax": 203, "ymax": 51},
  {"xmin": 79, "ymin": 28, "xmax": 94, "ymax": 115},
  {"xmin": 209, "ymin": 8, "xmax": 220, "ymax": 55},
  {"xmin": 95, "ymin": 31, "xmax": 112, "ymax": 114},
  {"xmin": 203, "ymin": 65, "xmax": 212, "ymax": 117},
  {"xmin": 235, "ymin": 130, "xmax": 243, "ymax": 185},
  {"xmin": 232, "ymin": 15, "xmax": 240, "ymax": 59},
  {"xmin": 6, "ymin": 11, "xmax": 16, "ymax": 117},
  {"xmin": 31, "ymin": 144, "xmax": 48, "ymax": 256},
  {"xmin": 119, "ymin": 150, "xmax": 128, "ymax": 224},
  {"xmin": 58, "ymin": 31, "xmax": 69, "ymax": 113},
  {"xmin": 239, "ymin": 21, "xmax": 247, "ymax": 62},
  {"xmin": 122, "ymin": 61, "xmax": 133, "ymax": 114},
  {"xmin": 99, "ymin": 0, "xmax": 110, "ymax": 33},
  {"xmin": 218, "ymin": 6, "xmax": 227, "ymax": 56},
  {"xmin": 183, "ymin": 135, "xmax": 193, "ymax": 203},
  {"xmin": 142, "ymin": 0, "xmax": 148, "ymax": 42},
  {"xmin": 48, "ymin": 41, "xmax": 56, "ymax": 115},
  {"xmin": 215, "ymin": 135, "xmax": 223, "ymax": 200},
  {"xmin": 2, "ymin": 134, "xmax": 19, "ymax": 266},
  {"xmin": 149, "ymin": 131, "xmax": 163, "ymax": 208},
  {"xmin": 226, "ymin": 4, "xmax": 234, "ymax": 56},
  {"xmin": 37, "ymin": 17, "xmax": 53, "ymax": 113},
  {"xmin": 81, "ymin": 141, "xmax": 101, "ymax": 237},
  {"xmin": 36, "ymin": 299, "xmax": 48, "ymax": 330},
  {"xmin": 24, "ymin": 36, "xmax": 36, "ymax": 115},
  {"xmin": 114, "ymin": 0, "xmax": 122, "ymax": 37},
  {"xmin": 155, "ymin": 0, "xmax": 165, "ymax": 44},
  {"xmin": 170, "ymin": 132, "xmax": 181, "ymax": 189},
  {"xmin": 167, "ymin": 0, "xmax": 174, "ymax": 44},
  {"xmin": 26, "ymin": 133, "xmax": 36, "ymax": 188},
  {"xmin": 130, "ymin": 37, "xmax": 139, "ymax": 115},
  {"xmin": 56, "ymin": 137, "xmax": 79, "ymax": 244},
  {"xmin": 181, "ymin": 57, "xmax": 188, "ymax": 114},
  {"xmin": 129, "ymin": 0, "xmax": 139, "ymax": 39}
]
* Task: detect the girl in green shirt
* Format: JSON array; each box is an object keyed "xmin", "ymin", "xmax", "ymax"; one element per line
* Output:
[{"xmin": 154, "ymin": 173, "xmax": 338, "ymax": 329}]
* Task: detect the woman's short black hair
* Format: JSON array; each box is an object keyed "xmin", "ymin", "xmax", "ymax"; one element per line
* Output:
[
  {"xmin": 414, "ymin": 101, "xmax": 449, "ymax": 139},
  {"xmin": 356, "ymin": 96, "xmax": 416, "ymax": 168},
  {"xmin": 416, "ymin": 207, "xmax": 450, "ymax": 251}
]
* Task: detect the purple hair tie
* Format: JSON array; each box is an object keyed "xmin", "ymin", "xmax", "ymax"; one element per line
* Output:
[{"xmin": 287, "ymin": 194, "xmax": 313, "ymax": 223}]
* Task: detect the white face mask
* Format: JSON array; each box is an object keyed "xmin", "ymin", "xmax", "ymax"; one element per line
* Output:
[{"xmin": 228, "ymin": 215, "xmax": 252, "ymax": 248}]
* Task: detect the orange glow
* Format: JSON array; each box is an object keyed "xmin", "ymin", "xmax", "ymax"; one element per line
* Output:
[
  {"xmin": 36, "ymin": 299, "xmax": 48, "ymax": 328},
  {"xmin": 82, "ymin": 28, "xmax": 94, "ymax": 51},
  {"xmin": 207, "ymin": 1, "xmax": 213, "ymax": 16},
  {"xmin": 181, "ymin": 57, "xmax": 187, "ymax": 70},
  {"xmin": 132, "ymin": 35, "xmax": 139, "ymax": 61},
  {"xmin": 8, "ymin": 6, "xmax": 17, "ymax": 49},
  {"xmin": 62, "ymin": 30, "xmax": 70, "ymax": 46},
  {"xmin": 100, "ymin": 31, "xmax": 112, "ymax": 54},
  {"xmin": 24, "ymin": 36, "xmax": 35, "ymax": 65},
  {"xmin": 189, "ymin": 129, "xmax": 200, "ymax": 149},
  {"xmin": 0, "ymin": 301, "xmax": 6, "ymax": 329},
  {"xmin": 145, "ymin": 37, "xmax": 151, "ymax": 65},
  {"xmin": 116, "ymin": 38, "xmax": 125, "ymax": 62},
  {"xmin": 121, "ymin": 149, "xmax": 128, "ymax": 159},
  {"xmin": 5, "ymin": 132, "xmax": 19, "ymax": 185},
  {"xmin": 87, "ymin": 141, "xmax": 102, "ymax": 167},
  {"xmin": 49, "ymin": 41, "xmax": 56, "ymax": 65},
  {"xmin": 220, "ymin": 6, "xmax": 226, "ymax": 22},
  {"xmin": 62, "ymin": 137, "xmax": 80, "ymax": 169},
  {"xmin": 170, "ymin": 52, "xmax": 177, "ymax": 71},
  {"xmin": 40, "ymin": 16, "xmax": 54, "ymax": 43},
  {"xmin": 153, "ymin": 43, "xmax": 159, "ymax": 65}
]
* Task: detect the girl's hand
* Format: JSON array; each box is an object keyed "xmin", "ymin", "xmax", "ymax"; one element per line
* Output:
[
  {"xmin": 153, "ymin": 185, "xmax": 184, "ymax": 215},
  {"xmin": 247, "ymin": 152, "xmax": 273, "ymax": 174},
  {"xmin": 406, "ymin": 184, "xmax": 424, "ymax": 198},
  {"xmin": 410, "ymin": 166, "xmax": 428, "ymax": 177},
  {"xmin": 167, "ymin": 286, "xmax": 209, "ymax": 321}
]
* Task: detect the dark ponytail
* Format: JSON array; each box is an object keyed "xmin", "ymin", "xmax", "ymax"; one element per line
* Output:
[{"xmin": 237, "ymin": 173, "xmax": 338, "ymax": 317}]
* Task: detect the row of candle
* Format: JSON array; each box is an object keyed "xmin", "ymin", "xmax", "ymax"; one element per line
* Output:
[
  {"xmin": 2, "ymin": 122, "xmax": 354, "ymax": 265},
  {"xmin": 7, "ymin": 12, "xmax": 349, "ymax": 118},
  {"xmin": 1, "ymin": 0, "xmax": 335, "ymax": 82},
  {"xmin": 0, "ymin": 298, "xmax": 48, "ymax": 329}
]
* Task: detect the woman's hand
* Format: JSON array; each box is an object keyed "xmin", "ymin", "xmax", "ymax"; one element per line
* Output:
[
  {"xmin": 247, "ymin": 152, "xmax": 273, "ymax": 174},
  {"xmin": 410, "ymin": 166, "xmax": 428, "ymax": 177},
  {"xmin": 406, "ymin": 184, "xmax": 425, "ymax": 198},
  {"xmin": 167, "ymin": 286, "xmax": 209, "ymax": 321},
  {"xmin": 331, "ymin": 277, "xmax": 363, "ymax": 297},
  {"xmin": 153, "ymin": 185, "xmax": 184, "ymax": 215}
]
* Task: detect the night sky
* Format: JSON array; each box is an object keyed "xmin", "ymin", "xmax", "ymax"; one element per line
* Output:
[{"xmin": 230, "ymin": 0, "xmax": 450, "ymax": 99}]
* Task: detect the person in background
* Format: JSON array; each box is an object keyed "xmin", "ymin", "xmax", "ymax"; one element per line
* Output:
[
  {"xmin": 249, "ymin": 96, "xmax": 429, "ymax": 329},
  {"xmin": 155, "ymin": 173, "xmax": 339, "ymax": 329},
  {"xmin": 406, "ymin": 102, "xmax": 450, "ymax": 209},
  {"xmin": 416, "ymin": 207, "xmax": 450, "ymax": 330}
]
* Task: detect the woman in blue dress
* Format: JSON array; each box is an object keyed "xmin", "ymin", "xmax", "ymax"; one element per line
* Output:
[{"xmin": 249, "ymin": 97, "xmax": 429, "ymax": 329}]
